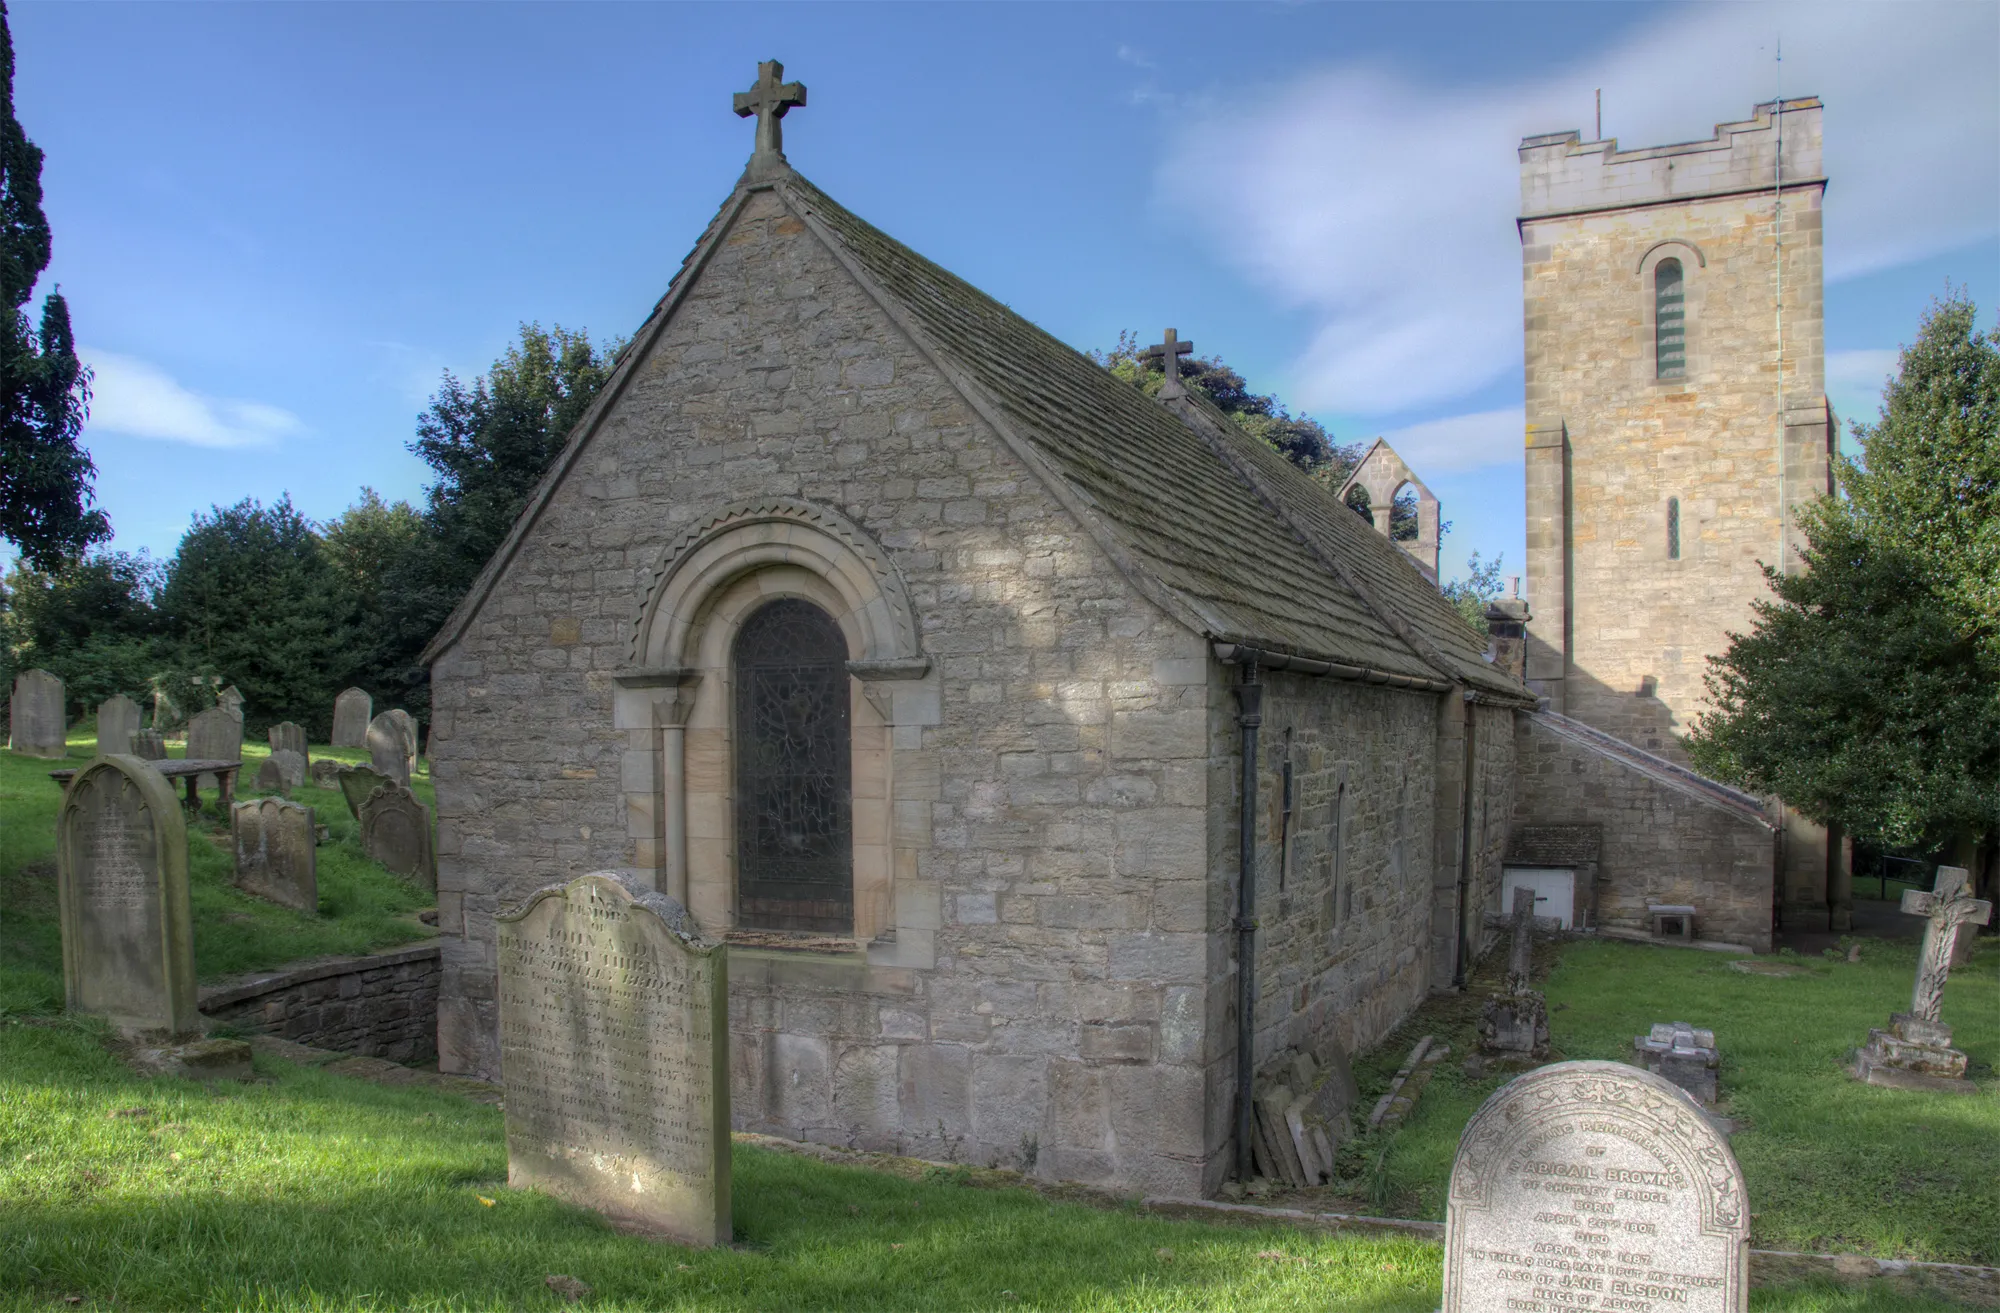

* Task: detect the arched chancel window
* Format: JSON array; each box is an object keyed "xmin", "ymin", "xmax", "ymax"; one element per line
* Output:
[
  {"xmin": 1655, "ymin": 259, "xmax": 1686, "ymax": 379},
  {"xmin": 1666, "ymin": 498, "xmax": 1682, "ymax": 560},
  {"xmin": 733, "ymin": 597, "xmax": 853, "ymax": 933}
]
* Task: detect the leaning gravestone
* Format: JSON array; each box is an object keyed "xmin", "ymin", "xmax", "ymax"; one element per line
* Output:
[
  {"xmin": 131, "ymin": 729, "xmax": 168, "ymax": 761},
  {"xmin": 185, "ymin": 706, "xmax": 243, "ymax": 792},
  {"xmin": 1444, "ymin": 1060, "xmax": 1748, "ymax": 1313},
  {"xmin": 338, "ymin": 764, "xmax": 395, "ymax": 818},
  {"xmin": 366, "ymin": 710, "xmax": 417, "ymax": 786},
  {"xmin": 267, "ymin": 721, "xmax": 309, "ymax": 759},
  {"xmin": 359, "ymin": 781, "xmax": 435, "ymax": 892},
  {"xmin": 232, "ymin": 797, "xmax": 317, "ymax": 913},
  {"xmin": 331, "ymin": 687, "xmax": 371, "ymax": 748},
  {"xmin": 309, "ymin": 758, "xmax": 345, "ymax": 789},
  {"xmin": 96, "ymin": 694, "xmax": 143, "ymax": 756},
  {"xmin": 57, "ymin": 756, "xmax": 199, "ymax": 1035},
  {"xmin": 498, "ymin": 871, "xmax": 730, "ymax": 1246},
  {"xmin": 9, "ymin": 668, "xmax": 67, "ymax": 758}
]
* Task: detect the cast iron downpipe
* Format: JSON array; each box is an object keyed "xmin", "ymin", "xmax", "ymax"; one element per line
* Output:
[{"xmin": 1232, "ymin": 659, "xmax": 1263, "ymax": 1181}]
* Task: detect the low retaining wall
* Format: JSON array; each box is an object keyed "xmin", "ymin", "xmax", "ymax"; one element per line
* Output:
[{"xmin": 199, "ymin": 942, "xmax": 440, "ymax": 1062}]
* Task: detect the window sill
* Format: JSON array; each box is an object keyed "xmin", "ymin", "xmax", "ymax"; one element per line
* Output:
[{"xmin": 724, "ymin": 929, "xmax": 862, "ymax": 955}]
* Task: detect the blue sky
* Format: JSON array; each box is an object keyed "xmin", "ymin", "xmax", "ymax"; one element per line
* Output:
[{"xmin": 16, "ymin": 1, "xmax": 1998, "ymax": 589}]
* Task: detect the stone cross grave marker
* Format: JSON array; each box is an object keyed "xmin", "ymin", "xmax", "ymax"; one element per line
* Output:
[
  {"xmin": 217, "ymin": 685, "xmax": 245, "ymax": 720},
  {"xmin": 331, "ymin": 688, "xmax": 372, "ymax": 747},
  {"xmin": 366, "ymin": 710, "xmax": 416, "ymax": 786},
  {"xmin": 1850, "ymin": 866, "xmax": 1991, "ymax": 1094},
  {"xmin": 57, "ymin": 756, "xmax": 199, "ymax": 1035},
  {"xmin": 359, "ymin": 781, "xmax": 434, "ymax": 893},
  {"xmin": 268, "ymin": 721, "xmax": 308, "ymax": 759},
  {"xmin": 1479, "ymin": 887, "xmax": 1555, "ymax": 1063},
  {"xmin": 338, "ymin": 764, "xmax": 394, "ymax": 818},
  {"xmin": 1444, "ymin": 1060, "xmax": 1748, "ymax": 1313},
  {"xmin": 185, "ymin": 706, "xmax": 243, "ymax": 792},
  {"xmin": 232, "ymin": 797, "xmax": 318, "ymax": 914},
  {"xmin": 1900, "ymin": 866, "xmax": 1990, "ymax": 1021},
  {"xmin": 131, "ymin": 729, "xmax": 168, "ymax": 761},
  {"xmin": 9, "ymin": 668, "xmax": 67, "ymax": 758},
  {"xmin": 1144, "ymin": 328, "xmax": 1195, "ymax": 401},
  {"xmin": 497, "ymin": 871, "xmax": 730, "ymax": 1246},
  {"xmin": 733, "ymin": 59, "xmax": 806, "ymax": 169},
  {"xmin": 96, "ymin": 695, "xmax": 142, "ymax": 756}
]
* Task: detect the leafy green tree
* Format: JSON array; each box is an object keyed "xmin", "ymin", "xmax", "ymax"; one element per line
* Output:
[
  {"xmin": 1687, "ymin": 295, "xmax": 2000, "ymax": 855},
  {"xmin": 0, "ymin": 549, "xmax": 162, "ymax": 715},
  {"xmin": 322, "ymin": 487, "xmax": 428, "ymax": 710},
  {"xmin": 0, "ymin": 2, "xmax": 106, "ymax": 570},
  {"xmin": 1440, "ymin": 550, "xmax": 1506, "ymax": 637}
]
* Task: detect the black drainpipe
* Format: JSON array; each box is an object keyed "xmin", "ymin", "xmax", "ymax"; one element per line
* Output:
[
  {"xmin": 1453, "ymin": 692, "xmax": 1477, "ymax": 987},
  {"xmin": 1232, "ymin": 658, "xmax": 1263, "ymax": 1181}
]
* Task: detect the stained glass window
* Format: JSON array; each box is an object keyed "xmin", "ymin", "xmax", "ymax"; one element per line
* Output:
[
  {"xmin": 733, "ymin": 598, "xmax": 853, "ymax": 934},
  {"xmin": 1655, "ymin": 259, "xmax": 1686, "ymax": 379}
]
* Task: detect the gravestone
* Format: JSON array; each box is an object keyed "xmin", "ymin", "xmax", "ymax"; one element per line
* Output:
[
  {"xmin": 331, "ymin": 687, "xmax": 372, "ymax": 748},
  {"xmin": 8, "ymin": 668, "xmax": 67, "ymax": 758},
  {"xmin": 151, "ymin": 687, "xmax": 182, "ymax": 731},
  {"xmin": 1634, "ymin": 1023, "xmax": 1720, "ymax": 1106},
  {"xmin": 1478, "ymin": 887, "xmax": 1553, "ymax": 1065},
  {"xmin": 217, "ymin": 685, "xmax": 245, "ymax": 720},
  {"xmin": 338, "ymin": 764, "xmax": 396, "ymax": 818},
  {"xmin": 1444, "ymin": 1060, "xmax": 1748, "ymax": 1313},
  {"xmin": 268, "ymin": 721, "xmax": 309, "ymax": 759},
  {"xmin": 366, "ymin": 710, "xmax": 417, "ymax": 786},
  {"xmin": 232, "ymin": 797, "xmax": 318, "ymax": 913},
  {"xmin": 56, "ymin": 755, "xmax": 199, "ymax": 1035},
  {"xmin": 185, "ymin": 707, "xmax": 243, "ymax": 792},
  {"xmin": 359, "ymin": 782, "xmax": 435, "ymax": 892},
  {"xmin": 255, "ymin": 757, "xmax": 288, "ymax": 796},
  {"xmin": 265, "ymin": 748, "xmax": 307, "ymax": 792},
  {"xmin": 497, "ymin": 871, "xmax": 730, "ymax": 1245},
  {"xmin": 131, "ymin": 729, "xmax": 168, "ymax": 761},
  {"xmin": 1850, "ymin": 866, "xmax": 1992, "ymax": 1094},
  {"xmin": 309, "ymin": 758, "xmax": 345, "ymax": 789},
  {"xmin": 96, "ymin": 695, "xmax": 143, "ymax": 756}
]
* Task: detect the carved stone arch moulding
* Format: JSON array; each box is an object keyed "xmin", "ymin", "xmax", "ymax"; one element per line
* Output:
[
  {"xmin": 1635, "ymin": 238, "xmax": 1708, "ymax": 275},
  {"xmin": 631, "ymin": 498, "xmax": 923, "ymax": 670}
]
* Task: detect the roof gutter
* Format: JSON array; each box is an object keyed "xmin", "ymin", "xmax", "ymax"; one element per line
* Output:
[{"xmin": 1213, "ymin": 643, "xmax": 1455, "ymax": 694}]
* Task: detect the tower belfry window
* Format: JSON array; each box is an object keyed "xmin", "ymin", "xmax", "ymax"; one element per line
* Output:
[
  {"xmin": 1667, "ymin": 497, "xmax": 1682, "ymax": 560},
  {"xmin": 1655, "ymin": 259, "xmax": 1686, "ymax": 378}
]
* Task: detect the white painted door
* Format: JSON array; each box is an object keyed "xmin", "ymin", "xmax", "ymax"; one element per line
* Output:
[{"xmin": 1502, "ymin": 867, "xmax": 1575, "ymax": 929}]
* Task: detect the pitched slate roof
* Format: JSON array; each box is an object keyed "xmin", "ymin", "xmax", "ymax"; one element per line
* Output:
[{"xmin": 426, "ymin": 164, "xmax": 1534, "ymax": 704}]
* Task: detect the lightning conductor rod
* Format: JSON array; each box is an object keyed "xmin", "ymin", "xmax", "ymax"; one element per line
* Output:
[
  {"xmin": 1773, "ymin": 38, "xmax": 1787, "ymax": 576},
  {"xmin": 1595, "ymin": 88, "xmax": 1601, "ymax": 141}
]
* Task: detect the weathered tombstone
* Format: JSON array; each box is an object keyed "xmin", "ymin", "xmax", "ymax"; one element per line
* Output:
[
  {"xmin": 1634, "ymin": 1023, "xmax": 1720, "ymax": 1106},
  {"xmin": 267, "ymin": 721, "xmax": 309, "ymax": 759},
  {"xmin": 56, "ymin": 756, "xmax": 199, "ymax": 1034},
  {"xmin": 359, "ymin": 782, "xmax": 435, "ymax": 892},
  {"xmin": 96, "ymin": 694, "xmax": 143, "ymax": 756},
  {"xmin": 231, "ymin": 797, "xmax": 318, "ymax": 914},
  {"xmin": 1478, "ymin": 888, "xmax": 1553, "ymax": 1065},
  {"xmin": 131, "ymin": 729, "xmax": 168, "ymax": 761},
  {"xmin": 1444, "ymin": 1060, "xmax": 1749, "ymax": 1313},
  {"xmin": 151, "ymin": 687, "xmax": 182, "ymax": 731},
  {"xmin": 497, "ymin": 871, "xmax": 730, "ymax": 1245},
  {"xmin": 8, "ymin": 668, "xmax": 67, "ymax": 758},
  {"xmin": 255, "ymin": 757, "xmax": 288, "ymax": 796},
  {"xmin": 265, "ymin": 748, "xmax": 307, "ymax": 791},
  {"xmin": 309, "ymin": 758, "xmax": 345, "ymax": 789},
  {"xmin": 217, "ymin": 685, "xmax": 245, "ymax": 721},
  {"xmin": 338, "ymin": 764, "xmax": 395, "ymax": 818},
  {"xmin": 331, "ymin": 687, "xmax": 372, "ymax": 748},
  {"xmin": 185, "ymin": 706, "xmax": 243, "ymax": 792},
  {"xmin": 366, "ymin": 710, "xmax": 417, "ymax": 786},
  {"xmin": 1850, "ymin": 867, "xmax": 1992, "ymax": 1094}
]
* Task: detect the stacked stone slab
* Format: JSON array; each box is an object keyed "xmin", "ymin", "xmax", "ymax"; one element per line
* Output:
[
  {"xmin": 1444, "ymin": 1060, "xmax": 1748, "ymax": 1313},
  {"xmin": 232, "ymin": 797, "xmax": 318, "ymax": 914},
  {"xmin": 366, "ymin": 710, "xmax": 418, "ymax": 786},
  {"xmin": 1634, "ymin": 1022, "xmax": 1720, "ymax": 1105},
  {"xmin": 331, "ymin": 688, "xmax": 372, "ymax": 748},
  {"xmin": 497, "ymin": 871, "xmax": 729, "ymax": 1246},
  {"xmin": 1850, "ymin": 867, "xmax": 1991, "ymax": 1094},
  {"xmin": 1248, "ymin": 1044, "xmax": 1356, "ymax": 1187},
  {"xmin": 56, "ymin": 756, "xmax": 199, "ymax": 1035},
  {"xmin": 360, "ymin": 781, "xmax": 435, "ymax": 892},
  {"xmin": 9, "ymin": 668, "xmax": 67, "ymax": 758},
  {"xmin": 185, "ymin": 707, "xmax": 243, "ymax": 792},
  {"xmin": 96, "ymin": 695, "xmax": 143, "ymax": 756}
]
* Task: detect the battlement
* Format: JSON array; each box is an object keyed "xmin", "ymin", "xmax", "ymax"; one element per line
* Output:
[{"xmin": 1520, "ymin": 98, "xmax": 1823, "ymax": 220}]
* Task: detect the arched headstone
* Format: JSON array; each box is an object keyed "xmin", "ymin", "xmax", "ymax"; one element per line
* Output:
[
  {"xmin": 366, "ymin": 710, "xmax": 417, "ymax": 786},
  {"xmin": 331, "ymin": 688, "xmax": 372, "ymax": 748},
  {"xmin": 267, "ymin": 721, "xmax": 308, "ymax": 758},
  {"xmin": 359, "ymin": 781, "xmax": 435, "ymax": 893},
  {"xmin": 9, "ymin": 668, "xmax": 67, "ymax": 758},
  {"xmin": 337, "ymin": 764, "xmax": 395, "ymax": 819},
  {"xmin": 232, "ymin": 797, "xmax": 318, "ymax": 914},
  {"xmin": 96, "ymin": 695, "xmax": 143, "ymax": 756},
  {"xmin": 1443, "ymin": 1060, "xmax": 1747, "ymax": 1313},
  {"xmin": 185, "ymin": 707, "xmax": 244, "ymax": 792}
]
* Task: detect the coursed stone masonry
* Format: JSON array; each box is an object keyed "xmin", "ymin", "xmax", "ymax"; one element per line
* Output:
[{"xmin": 199, "ymin": 942, "xmax": 441, "ymax": 1061}]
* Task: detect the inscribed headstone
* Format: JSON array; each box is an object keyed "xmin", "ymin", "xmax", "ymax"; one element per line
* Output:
[
  {"xmin": 497, "ymin": 871, "xmax": 730, "ymax": 1245},
  {"xmin": 359, "ymin": 781, "xmax": 435, "ymax": 892},
  {"xmin": 255, "ymin": 757, "xmax": 288, "ymax": 796},
  {"xmin": 185, "ymin": 707, "xmax": 243, "ymax": 792},
  {"xmin": 1443, "ymin": 1060, "xmax": 1748, "ymax": 1313},
  {"xmin": 232, "ymin": 797, "xmax": 318, "ymax": 914},
  {"xmin": 338, "ymin": 764, "xmax": 395, "ymax": 818},
  {"xmin": 265, "ymin": 748, "xmax": 307, "ymax": 792},
  {"xmin": 331, "ymin": 687, "xmax": 372, "ymax": 748},
  {"xmin": 9, "ymin": 668, "xmax": 67, "ymax": 758},
  {"xmin": 56, "ymin": 755, "xmax": 199, "ymax": 1035},
  {"xmin": 366, "ymin": 710, "xmax": 417, "ymax": 786},
  {"xmin": 96, "ymin": 695, "xmax": 143, "ymax": 757},
  {"xmin": 131, "ymin": 729, "xmax": 168, "ymax": 761},
  {"xmin": 309, "ymin": 758, "xmax": 345, "ymax": 789},
  {"xmin": 268, "ymin": 721, "xmax": 309, "ymax": 759}
]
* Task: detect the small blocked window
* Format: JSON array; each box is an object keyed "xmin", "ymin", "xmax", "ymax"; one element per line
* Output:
[
  {"xmin": 1655, "ymin": 259, "xmax": 1687, "ymax": 379},
  {"xmin": 1667, "ymin": 498, "xmax": 1682, "ymax": 560}
]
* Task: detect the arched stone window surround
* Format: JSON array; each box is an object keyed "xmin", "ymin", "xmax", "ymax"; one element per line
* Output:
[
  {"xmin": 1636, "ymin": 240, "xmax": 1708, "ymax": 389},
  {"xmin": 615, "ymin": 499, "xmax": 937, "ymax": 967}
]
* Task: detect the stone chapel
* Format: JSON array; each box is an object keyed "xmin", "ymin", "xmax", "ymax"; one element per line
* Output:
[{"xmin": 424, "ymin": 65, "xmax": 1783, "ymax": 1196}]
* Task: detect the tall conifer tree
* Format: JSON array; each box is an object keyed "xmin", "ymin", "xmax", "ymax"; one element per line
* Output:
[{"xmin": 0, "ymin": 1, "xmax": 105, "ymax": 570}]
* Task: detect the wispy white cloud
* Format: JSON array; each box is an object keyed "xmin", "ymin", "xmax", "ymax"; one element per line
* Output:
[
  {"xmin": 1158, "ymin": 2, "xmax": 1998, "ymax": 418},
  {"xmin": 80, "ymin": 349, "xmax": 304, "ymax": 449},
  {"xmin": 1375, "ymin": 405, "xmax": 1525, "ymax": 475},
  {"xmin": 1116, "ymin": 44, "xmax": 1156, "ymax": 71},
  {"xmin": 1824, "ymin": 348, "xmax": 1899, "ymax": 427}
]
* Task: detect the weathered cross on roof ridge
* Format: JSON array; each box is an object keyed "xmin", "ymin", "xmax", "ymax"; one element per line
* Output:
[
  {"xmin": 734, "ymin": 61, "xmax": 807, "ymax": 170},
  {"xmin": 1900, "ymin": 866, "xmax": 1992, "ymax": 1021},
  {"xmin": 1144, "ymin": 328, "xmax": 1194, "ymax": 400}
]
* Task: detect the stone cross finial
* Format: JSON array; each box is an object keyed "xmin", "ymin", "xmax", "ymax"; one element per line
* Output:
[
  {"xmin": 1144, "ymin": 329, "xmax": 1194, "ymax": 400},
  {"xmin": 734, "ymin": 60, "xmax": 807, "ymax": 174},
  {"xmin": 1900, "ymin": 866, "xmax": 1992, "ymax": 1021},
  {"xmin": 1506, "ymin": 885, "xmax": 1537, "ymax": 995}
]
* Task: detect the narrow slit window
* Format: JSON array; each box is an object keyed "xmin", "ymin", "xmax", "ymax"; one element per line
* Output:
[
  {"xmin": 1667, "ymin": 497, "xmax": 1682, "ymax": 560},
  {"xmin": 1655, "ymin": 258, "xmax": 1686, "ymax": 378}
]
